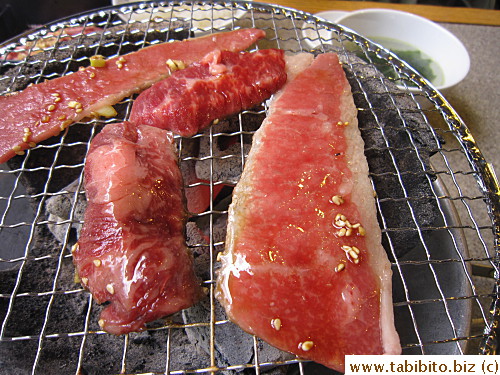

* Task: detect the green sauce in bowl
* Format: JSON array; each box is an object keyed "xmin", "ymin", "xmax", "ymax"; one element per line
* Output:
[{"xmin": 353, "ymin": 37, "xmax": 444, "ymax": 87}]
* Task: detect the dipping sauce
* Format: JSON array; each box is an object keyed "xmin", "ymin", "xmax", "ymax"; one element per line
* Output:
[
  {"xmin": 370, "ymin": 36, "xmax": 444, "ymax": 86},
  {"xmin": 347, "ymin": 37, "xmax": 444, "ymax": 87}
]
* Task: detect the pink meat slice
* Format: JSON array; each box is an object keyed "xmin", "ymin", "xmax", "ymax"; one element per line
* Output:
[
  {"xmin": 129, "ymin": 49, "xmax": 287, "ymax": 137},
  {"xmin": 0, "ymin": 28, "xmax": 265, "ymax": 164},
  {"xmin": 73, "ymin": 122, "xmax": 202, "ymax": 335},
  {"xmin": 216, "ymin": 53, "xmax": 401, "ymax": 371}
]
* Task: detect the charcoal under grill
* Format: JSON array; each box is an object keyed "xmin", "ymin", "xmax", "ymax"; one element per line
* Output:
[{"xmin": 0, "ymin": 1, "xmax": 499, "ymax": 374}]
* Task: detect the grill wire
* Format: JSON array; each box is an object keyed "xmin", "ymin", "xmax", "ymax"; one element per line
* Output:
[{"xmin": 0, "ymin": 1, "xmax": 499, "ymax": 374}]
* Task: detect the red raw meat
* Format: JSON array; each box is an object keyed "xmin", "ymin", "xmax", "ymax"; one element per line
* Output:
[
  {"xmin": 0, "ymin": 28, "xmax": 265, "ymax": 164},
  {"xmin": 129, "ymin": 49, "xmax": 287, "ymax": 137},
  {"xmin": 184, "ymin": 178, "xmax": 225, "ymax": 215},
  {"xmin": 216, "ymin": 53, "xmax": 401, "ymax": 371},
  {"xmin": 73, "ymin": 122, "xmax": 202, "ymax": 334}
]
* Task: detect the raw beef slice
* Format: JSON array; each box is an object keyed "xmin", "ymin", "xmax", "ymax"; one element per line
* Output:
[
  {"xmin": 74, "ymin": 122, "xmax": 202, "ymax": 334},
  {"xmin": 216, "ymin": 53, "xmax": 401, "ymax": 372}
]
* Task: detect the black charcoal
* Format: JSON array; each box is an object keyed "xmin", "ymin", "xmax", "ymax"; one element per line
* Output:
[{"xmin": 338, "ymin": 52, "xmax": 442, "ymax": 259}]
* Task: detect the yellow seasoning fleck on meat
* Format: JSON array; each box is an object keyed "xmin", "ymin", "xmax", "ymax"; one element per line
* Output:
[
  {"xmin": 330, "ymin": 195, "xmax": 344, "ymax": 205},
  {"xmin": 175, "ymin": 60, "xmax": 186, "ymax": 69},
  {"xmin": 71, "ymin": 243, "xmax": 79, "ymax": 253},
  {"xmin": 90, "ymin": 55, "xmax": 106, "ymax": 68},
  {"xmin": 94, "ymin": 105, "xmax": 117, "ymax": 118},
  {"xmin": 358, "ymin": 226, "xmax": 366, "ymax": 236},
  {"xmin": 335, "ymin": 263, "xmax": 345, "ymax": 272},
  {"xmin": 81, "ymin": 277, "xmax": 88, "ymax": 286},
  {"xmin": 93, "ymin": 259, "xmax": 101, "ymax": 267},
  {"xmin": 166, "ymin": 59, "xmax": 177, "ymax": 71},
  {"xmin": 166, "ymin": 59, "xmax": 186, "ymax": 72},
  {"xmin": 335, "ymin": 219, "xmax": 346, "ymax": 228},
  {"xmin": 288, "ymin": 224, "xmax": 305, "ymax": 233},
  {"xmin": 106, "ymin": 284, "xmax": 115, "ymax": 295},
  {"xmin": 116, "ymin": 57, "xmax": 126, "ymax": 69},
  {"xmin": 271, "ymin": 318, "xmax": 282, "ymax": 331},
  {"xmin": 300, "ymin": 341, "xmax": 314, "ymax": 352},
  {"xmin": 315, "ymin": 208, "xmax": 325, "ymax": 218},
  {"xmin": 98, "ymin": 319, "xmax": 105, "ymax": 329},
  {"xmin": 349, "ymin": 250, "xmax": 359, "ymax": 260}
]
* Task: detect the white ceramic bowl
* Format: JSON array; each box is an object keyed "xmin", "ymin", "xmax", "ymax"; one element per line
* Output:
[
  {"xmin": 335, "ymin": 9, "xmax": 470, "ymax": 90},
  {"xmin": 301, "ymin": 11, "xmax": 349, "ymax": 49}
]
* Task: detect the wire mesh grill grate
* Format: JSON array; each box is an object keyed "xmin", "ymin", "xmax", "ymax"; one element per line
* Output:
[{"xmin": 0, "ymin": 1, "xmax": 498, "ymax": 374}]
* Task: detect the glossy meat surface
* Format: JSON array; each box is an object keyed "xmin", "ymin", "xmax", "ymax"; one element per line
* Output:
[
  {"xmin": 129, "ymin": 49, "xmax": 287, "ymax": 136},
  {"xmin": 74, "ymin": 122, "xmax": 202, "ymax": 334},
  {"xmin": 0, "ymin": 28, "xmax": 265, "ymax": 163},
  {"xmin": 217, "ymin": 53, "xmax": 401, "ymax": 371}
]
